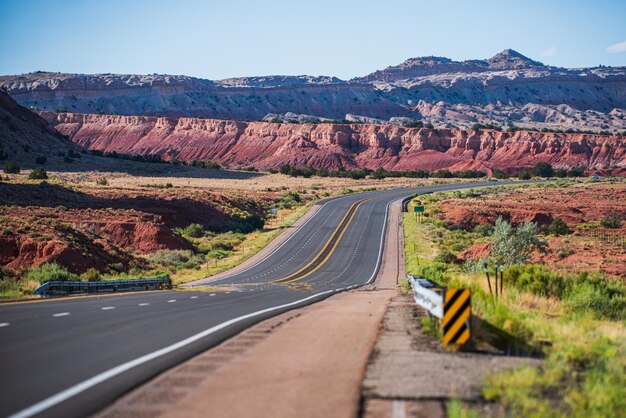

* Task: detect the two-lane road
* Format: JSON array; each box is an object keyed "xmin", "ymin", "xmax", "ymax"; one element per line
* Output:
[{"xmin": 0, "ymin": 181, "xmax": 504, "ymax": 418}]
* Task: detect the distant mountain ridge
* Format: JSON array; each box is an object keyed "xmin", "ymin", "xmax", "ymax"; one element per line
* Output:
[{"xmin": 1, "ymin": 50, "xmax": 625, "ymax": 132}]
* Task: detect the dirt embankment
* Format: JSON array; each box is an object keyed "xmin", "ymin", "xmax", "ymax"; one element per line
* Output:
[
  {"xmin": 442, "ymin": 183, "xmax": 626, "ymax": 276},
  {"xmin": 0, "ymin": 181, "xmax": 266, "ymax": 274}
]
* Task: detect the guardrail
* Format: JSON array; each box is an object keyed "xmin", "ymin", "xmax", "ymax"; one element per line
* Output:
[
  {"xmin": 407, "ymin": 275, "xmax": 471, "ymax": 346},
  {"xmin": 34, "ymin": 278, "xmax": 172, "ymax": 298}
]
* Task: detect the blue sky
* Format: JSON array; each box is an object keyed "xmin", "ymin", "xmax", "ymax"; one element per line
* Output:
[{"xmin": 1, "ymin": 0, "xmax": 625, "ymax": 79}]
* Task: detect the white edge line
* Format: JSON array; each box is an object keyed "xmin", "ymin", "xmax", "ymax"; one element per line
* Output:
[
  {"xmin": 9, "ymin": 289, "xmax": 334, "ymax": 418},
  {"xmin": 0, "ymin": 322, "xmax": 10, "ymax": 327},
  {"xmin": 366, "ymin": 199, "xmax": 392, "ymax": 285}
]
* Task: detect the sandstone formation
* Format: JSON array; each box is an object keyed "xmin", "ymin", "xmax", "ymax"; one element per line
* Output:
[
  {"xmin": 43, "ymin": 112, "xmax": 626, "ymax": 173},
  {"xmin": 2, "ymin": 50, "xmax": 625, "ymax": 133}
]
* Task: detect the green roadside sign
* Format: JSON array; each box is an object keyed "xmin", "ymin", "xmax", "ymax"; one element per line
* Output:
[{"xmin": 414, "ymin": 205, "xmax": 425, "ymax": 213}]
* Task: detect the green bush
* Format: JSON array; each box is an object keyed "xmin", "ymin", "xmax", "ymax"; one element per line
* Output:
[
  {"xmin": 600, "ymin": 212, "xmax": 622, "ymax": 229},
  {"xmin": 3, "ymin": 161, "xmax": 20, "ymax": 174},
  {"xmin": 517, "ymin": 170, "xmax": 531, "ymax": 180},
  {"xmin": 548, "ymin": 217, "xmax": 570, "ymax": 236},
  {"xmin": 24, "ymin": 263, "xmax": 76, "ymax": 283},
  {"xmin": 28, "ymin": 167, "xmax": 48, "ymax": 180},
  {"xmin": 473, "ymin": 224, "xmax": 494, "ymax": 237},
  {"xmin": 181, "ymin": 223, "xmax": 204, "ymax": 238},
  {"xmin": 96, "ymin": 177, "xmax": 108, "ymax": 186},
  {"xmin": 531, "ymin": 162, "xmax": 554, "ymax": 178},
  {"xmin": 435, "ymin": 249, "xmax": 458, "ymax": 264},
  {"xmin": 209, "ymin": 232, "xmax": 245, "ymax": 251},
  {"xmin": 79, "ymin": 268, "xmax": 100, "ymax": 282},
  {"xmin": 150, "ymin": 250, "xmax": 205, "ymax": 270}
]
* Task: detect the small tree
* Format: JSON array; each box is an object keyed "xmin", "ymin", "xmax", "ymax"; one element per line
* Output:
[
  {"xmin": 518, "ymin": 170, "xmax": 531, "ymax": 180},
  {"xmin": 531, "ymin": 162, "xmax": 554, "ymax": 178},
  {"xmin": 548, "ymin": 217, "xmax": 570, "ymax": 236},
  {"xmin": 3, "ymin": 161, "xmax": 20, "ymax": 174},
  {"xmin": 491, "ymin": 217, "xmax": 546, "ymax": 265},
  {"xmin": 28, "ymin": 167, "xmax": 48, "ymax": 180}
]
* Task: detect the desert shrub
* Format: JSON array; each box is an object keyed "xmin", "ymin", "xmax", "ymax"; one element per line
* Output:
[
  {"xmin": 434, "ymin": 248, "xmax": 458, "ymax": 264},
  {"xmin": 180, "ymin": 223, "xmax": 204, "ymax": 238},
  {"xmin": 164, "ymin": 182, "xmax": 173, "ymax": 189},
  {"xmin": 279, "ymin": 164, "xmax": 291, "ymax": 175},
  {"xmin": 491, "ymin": 217, "xmax": 546, "ymax": 265},
  {"xmin": 548, "ymin": 217, "xmax": 570, "ymax": 236},
  {"xmin": 209, "ymin": 232, "xmax": 245, "ymax": 251},
  {"xmin": 506, "ymin": 264, "xmax": 570, "ymax": 298},
  {"xmin": 0, "ymin": 277, "xmax": 21, "ymax": 297},
  {"xmin": 412, "ymin": 262, "xmax": 450, "ymax": 284},
  {"xmin": 231, "ymin": 215, "xmax": 264, "ymax": 233},
  {"xmin": 517, "ymin": 170, "xmax": 531, "ymax": 180},
  {"xmin": 433, "ymin": 169, "xmax": 454, "ymax": 178},
  {"xmin": 35, "ymin": 156, "xmax": 47, "ymax": 165},
  {"xmin": 96, "ymin": 177, "xmax": 108, "ymax": 186},
  {"xmin": 28, "ymin": 167, "xmax": 48, "ymax": 180},
  {"xmin": 206, "ymin": 249, "xmax": 229, "ymax": 260},
  {"xmin": 531, "ymin": 162, "xmax": 554, "ymax": 178},
  {"xmin": 3, "ymin": 161, "xmax": 20, "ymax": 174},
  {"xmin": 24, "ymin": 263, "xmax": 76, "ymax": 283},
  {"xmin": 150, "ymin": 250, "xmax": 205, "ymax": 270},
  {"xmin": 79, "ymin": 268, "xmax": 100, "ymax": 282},
  {"xmin": 568, "ymin": 166, "xmax": 586, "ymax": 177},
  {"xmin": 554, "ymin": 168, "xmax": 568, "ymax": 178},
  {"xmin": 491, "ymin": 169, "xmax": 508, "ymax": 179},
  {"xmin": 600, "ymin": 212, "xmax": 622, "ymax": 229},
  {"xmin": 21, "ymin": 279, "xmax": 40, "ymax": 294},
  {"xmin": 315, "ymin": 167, "xmax": 329, "ymax": 177},
  {"xmin": 473, "ymin": 224, "xmax": 494, "ymax": 237}
]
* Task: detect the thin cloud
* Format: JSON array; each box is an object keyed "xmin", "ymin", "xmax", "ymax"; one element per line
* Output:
[
  {"xmin": 541, "ymin": 47, "xmax": 557, "ymax": 57},
  {"xmin": 607, "ymin": 40, "xmax": 626, "ymax": 53}
]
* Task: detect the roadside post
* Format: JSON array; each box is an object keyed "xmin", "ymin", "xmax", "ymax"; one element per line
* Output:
[
  {"xmin": 483, "ymin": 263, "xmax": 494, "ymax": 303},
  {"xmin": 407, "ymin": 275, "xmax": 472, "ymax": 346},
  {"xmin": 442, "ymin": 288, "xmax": 471, "ymax": 346}
]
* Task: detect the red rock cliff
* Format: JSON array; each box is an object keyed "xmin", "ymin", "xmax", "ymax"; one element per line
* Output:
[{"xmin": 42, "ymin": 112, "xmax": 626, "ymax": 172}]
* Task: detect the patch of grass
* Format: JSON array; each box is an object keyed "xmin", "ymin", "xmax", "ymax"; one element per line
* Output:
[{"xmin": 23, "ymin": 263, "xmax": 76, "ymax": 283}]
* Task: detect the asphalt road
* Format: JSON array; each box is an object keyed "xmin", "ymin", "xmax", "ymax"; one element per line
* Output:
[{"xmin": 0, "ymin": 181, "xmax": 504, "ymax": 418}]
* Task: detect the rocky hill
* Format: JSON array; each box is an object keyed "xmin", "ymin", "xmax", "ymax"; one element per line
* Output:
[
  {"xmin": 42, "ymin": 112, "xmax": 626, "ymax": 173},
  {"xmin": 0, "ymin": 90, "xmax": 80, "ymax": 163},
  {"xmin": 2, "ymin": 50, "xmax": 625, "ymax": 133}
]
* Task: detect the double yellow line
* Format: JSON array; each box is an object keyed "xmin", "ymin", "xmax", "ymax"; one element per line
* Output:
[{"xmin": 271, "ymin": 193, "xmax": 386, "ymax": 285}]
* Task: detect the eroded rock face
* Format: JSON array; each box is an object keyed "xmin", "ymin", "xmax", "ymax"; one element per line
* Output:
[{"xmin": 43, "ymin": 112, "xmax": 626, "ymax": 172}]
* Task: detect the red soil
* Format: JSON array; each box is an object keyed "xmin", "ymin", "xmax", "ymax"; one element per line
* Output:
[{"xmin": 442, "ymin": 183, "xmax": 626, "ymax": 277}]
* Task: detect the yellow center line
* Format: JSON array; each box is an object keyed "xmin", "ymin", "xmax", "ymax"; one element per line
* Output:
[{"xmin": 271, "ymin": 191, "xmax": 396, "ymax": 285}]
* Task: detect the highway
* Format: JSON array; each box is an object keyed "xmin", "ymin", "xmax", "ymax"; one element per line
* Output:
[{"xmin": 0, "ymin": 181, "xmax": 501, "ymax": 418}]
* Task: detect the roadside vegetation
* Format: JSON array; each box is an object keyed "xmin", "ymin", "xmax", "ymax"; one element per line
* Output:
[{"xmin": 403, "ymin": 181, "xmax": 626, "ymax": 417}]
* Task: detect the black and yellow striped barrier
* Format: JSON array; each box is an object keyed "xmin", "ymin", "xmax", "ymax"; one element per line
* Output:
[{"xmin": 442, "ymin": 288, "xmax": 471, "ymax": 346}]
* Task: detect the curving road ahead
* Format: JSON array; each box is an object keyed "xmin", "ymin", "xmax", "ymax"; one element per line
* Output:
[{"xmin": 0, "ymin": 181, "xmax": 503, "ymax": 418}]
